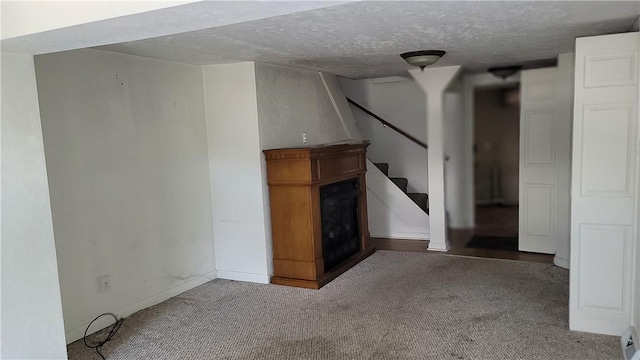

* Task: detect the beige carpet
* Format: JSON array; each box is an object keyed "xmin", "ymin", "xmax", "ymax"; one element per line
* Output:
[{"xmin": 68, "ymin": 251, "xmax": 619, "ymax": 360}]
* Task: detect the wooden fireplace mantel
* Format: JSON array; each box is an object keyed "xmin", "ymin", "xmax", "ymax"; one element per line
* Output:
[{"xmin": 264, "ymin": 141, "xmax": 374, "ymax": 289}]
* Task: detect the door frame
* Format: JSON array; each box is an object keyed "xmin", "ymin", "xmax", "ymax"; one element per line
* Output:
[
  {"xmin": 462, "ymin": 65, "xmax": 573, "ymax": 265},
  {"xmin": 461, "ymin": 73, "xmax": 521, "ymax": 230}
]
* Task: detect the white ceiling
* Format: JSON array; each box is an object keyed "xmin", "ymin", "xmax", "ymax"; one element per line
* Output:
[
  {"xmin": 97, "ymin": 1, "xmax": 640, "ymax": 79},
  {"xmin": 1, "ymin": 1, "xmax": 347, "ymax": 55}
]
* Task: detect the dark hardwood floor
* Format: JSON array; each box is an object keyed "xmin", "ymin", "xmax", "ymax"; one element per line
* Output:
[
  {"xmin": 474, "ymin": 205, "xmax": 519, "ymax": 238},
  {"xmin": 446, "ymin": 205, "xmax": 553, "ymax": 264},
  {"xmin": 447, "ymin": 229, "xmax": 553, "ymax": 264}
]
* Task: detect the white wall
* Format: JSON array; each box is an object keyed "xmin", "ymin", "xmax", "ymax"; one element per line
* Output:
[
  {"xmin": 1, "ymin": 52, "xmax": 67, "ymax": 359},
  {"xmin": 319, "ymin": 73, "xmax": 363, "ymax": 141},
  {"xmin": 202, "ymin": 62, "xmax": 271, "ymax": 283},
  {"xmin": 256, "ymin": 63, "xmax": 352, "ymax": 148},
  {"xmin": 35, "ymin": 49, "xmax": 215, "ymax": 343},
  {"xmin": 636, "ymin": 32, "xmax": 640, "ymax": 331},
  {"xmin": 339, "ymin": 77, "xmax": 428, "ymax": 194}
]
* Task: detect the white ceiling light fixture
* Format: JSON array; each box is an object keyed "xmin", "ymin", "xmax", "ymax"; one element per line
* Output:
[{"xmin": 400, "ymin": 50, "xmax": 446, "ymax": 70}]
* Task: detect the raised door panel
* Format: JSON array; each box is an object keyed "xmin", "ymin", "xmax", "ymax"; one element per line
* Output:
[
  {"xmin": 584, "ymin": 53, "xmax": 638, "ymax": 88},
  {"xmin": 521, "ymin": 184, "xmax": 555, "ymax": 253},
  {"xmin": 523, "ymin": 111, "xmax": 555, "ymax": 167},
  {"xmin": 577, "ymin": 224, "xmax": 629, "ymax": 312},
  {"xmin": 580, "ymin": 104, "xmax": 635, "ymax": 197}
]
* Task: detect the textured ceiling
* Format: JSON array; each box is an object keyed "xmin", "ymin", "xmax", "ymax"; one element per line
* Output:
[
  {"xmin": 2, "ymin": 1, "xmax": 347, "ymax": 54},
  {"xmin": 97, "ymin": 1, "xmax": 640, "ymax": 79}
]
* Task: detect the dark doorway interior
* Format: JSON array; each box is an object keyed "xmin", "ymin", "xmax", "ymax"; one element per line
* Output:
[{"xmin": 471, "ymin": 86, "xmax": 520, "ymax": 251}]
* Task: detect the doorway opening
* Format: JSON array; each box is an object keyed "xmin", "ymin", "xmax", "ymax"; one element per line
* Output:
[
  {"xmin": 472, "ymin": 86, "xmax": 520, "ymax": 250},
  {"xmin": 447, "ymin": 81, "xmax": 553, "ymax": 264}
]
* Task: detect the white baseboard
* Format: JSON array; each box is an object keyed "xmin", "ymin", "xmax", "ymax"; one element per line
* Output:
[
  {"xmin": 554, "ymin": 256, "xmax": 570, "ymax": 269},
  {"xmin": 570, "ymin": 317, "xmax": 628, "ymax": 336},
  {"xmin": 65, "ymin": 270, "xmax": 217, "ymax": 344},
  {"xmin": 447, "ymin": 226, "xmax": 474, "ymax": 231},
  {"xmin": 216, "ymin": 270, "xmax": 270, "ymax": 284},
  {"xmin": 427, "ymin": 241, "xmax": 447, "ymax": 252},
  {"xmin": 370, "ymin": 230, "xmax": 429, "ymax": 240}
]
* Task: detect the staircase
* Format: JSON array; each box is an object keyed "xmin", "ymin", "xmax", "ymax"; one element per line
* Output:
[
  {"xmin": 373, "ymin": 162, "xmax": 429, "ymax": 215},
  {"xmin": 346, "ymin": 96, "xmax": 430, "ymax": 225}
]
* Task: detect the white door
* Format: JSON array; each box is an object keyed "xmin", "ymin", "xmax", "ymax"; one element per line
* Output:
[
  {"xmin": 519, "ymin": 67, "xmax": 560, "ymax": 253},
  {"xmin": 570, "ymin": 32, "xmax": 639, "ymax": 335}
]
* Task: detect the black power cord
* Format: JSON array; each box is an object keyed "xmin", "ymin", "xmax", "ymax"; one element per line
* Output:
[{"xmin": 83, "ymin": 313, "xmax": 123, "ymax": 360}]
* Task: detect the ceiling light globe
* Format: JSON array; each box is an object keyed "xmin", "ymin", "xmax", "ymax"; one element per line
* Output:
[{"xmin": 401, "ymin": 50, "xmax": 446, "ymax": 70}]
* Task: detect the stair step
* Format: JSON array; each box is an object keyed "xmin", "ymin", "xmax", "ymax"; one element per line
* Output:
[
  {"xmin": 372, "ymin": 161, "xmax": 427, "ymax": 214},
  {"xmin": 408, "ymin": 193, "xmax": 429, "ymax": 215},
  {"xmin": 373, "ymin": 162, "xmax": 389, "ymax": 177},
  {"xmin": 389, "ymin": 177, "xmax": 408, "ymax": 193}
]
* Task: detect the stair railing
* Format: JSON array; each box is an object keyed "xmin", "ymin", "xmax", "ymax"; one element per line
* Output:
[{"xmin": 346, "ymin": 97, "xmax": 427, "ymax": 150}]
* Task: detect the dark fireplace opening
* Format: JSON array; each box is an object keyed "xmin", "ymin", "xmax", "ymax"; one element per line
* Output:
[{"xmin": 320, "ymin": 179, "xmax": 361, "ymax": 272}]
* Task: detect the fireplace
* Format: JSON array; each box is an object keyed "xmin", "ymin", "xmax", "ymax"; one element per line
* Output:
[
  {"xmin": 263, "ymin": 141, "xmax": 373, "ymax": 289},
  {"xmin": 320, "ymin": 179, "xmax": 361, "ymax": 271}
]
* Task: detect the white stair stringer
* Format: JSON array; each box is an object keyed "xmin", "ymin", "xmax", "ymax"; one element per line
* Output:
[{"xmin": 365, "ymin": 159, "xmax": 430, "ymax": 243}]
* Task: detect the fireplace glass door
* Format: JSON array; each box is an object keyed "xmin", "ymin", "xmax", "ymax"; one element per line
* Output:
[{"xmin": 320, "ymin": 179, "xmax": 361, "ymax": 271}]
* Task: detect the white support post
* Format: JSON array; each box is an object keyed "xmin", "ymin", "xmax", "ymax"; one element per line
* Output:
[{"xmin": 409, "ymin": 66, "xmax": 461, "ymax": 251}]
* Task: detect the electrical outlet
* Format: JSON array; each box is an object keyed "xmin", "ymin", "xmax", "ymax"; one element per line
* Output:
[
  {"xmin": 96, "ymin": 275, "xmax": 110, "ymax": 293},
  {"xmin": 302, "ymin": 132, "xmax": 308, "ymax": 144}
]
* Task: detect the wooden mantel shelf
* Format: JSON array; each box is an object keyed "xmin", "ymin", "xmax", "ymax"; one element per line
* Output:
[
  {"xmin": 263, "ymin": 141, "xmax": 373, "ymax": 289},
  {"xmin": 263, "ymin": 141, "xmax": 369, "ymax": 160}
]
